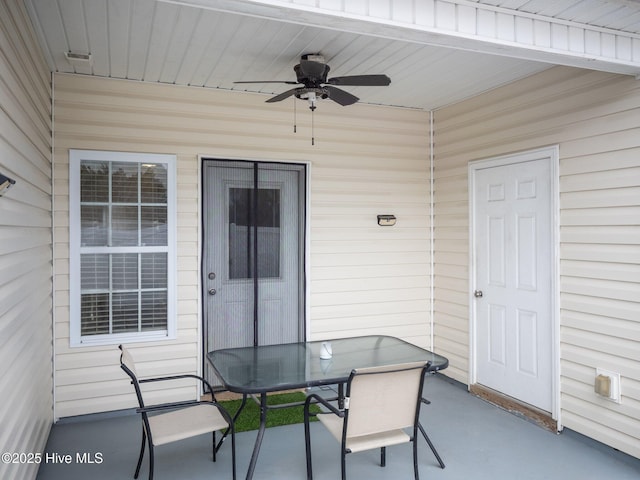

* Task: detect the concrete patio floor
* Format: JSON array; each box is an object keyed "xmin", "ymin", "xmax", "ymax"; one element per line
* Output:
[{"xmin": 37, "ymin": 374, "xmax": 640, "ymax": 480}]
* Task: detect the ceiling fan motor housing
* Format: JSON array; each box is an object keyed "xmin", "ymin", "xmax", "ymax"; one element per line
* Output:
[{"xmin": 295, "ymin": 61, "xmax": 330, "ymax": 86}]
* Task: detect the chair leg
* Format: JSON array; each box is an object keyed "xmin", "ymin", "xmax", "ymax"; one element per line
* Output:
[
  {"xmin": 303, "ymin": 404, "xmax": 314, "ymax": 480},
  {"xmin": 134, "ymin": 426, "xmax": 146, "ymax": 479},
  {"xmin": 418, "ymin": 422, "xmax": 445, "ymax": 468},
  {"xmin": 413, "ymin": 438, "xmax": 419, "ymax": 480},
  {"xmin": 212, "ymin": 431, "xmax": 216, "ymax": 462},
  {"xmin": 380, "ymin": 446, "xmax": 386, "ymax": 467},
  {"xmin": 148, "ymin": 442, "xmax": 154, "ymax": 480},
  {"xmin": 340, "ymin": 450, "xmax": 346, "ymax": 480}
]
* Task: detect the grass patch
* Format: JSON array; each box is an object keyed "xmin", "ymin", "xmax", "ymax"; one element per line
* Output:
[{"xmin": 219, "ymin": 392, "xmax": 322, "ymax": 433}]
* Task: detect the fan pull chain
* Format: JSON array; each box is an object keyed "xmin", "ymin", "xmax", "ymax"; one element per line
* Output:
[
  {"xmin": 311, "ymin": 109, "xmax": 316, "ymax": 145},
  {"xmin": 293, "ymin": 97, "xmax": 297, "ymax": 133}
]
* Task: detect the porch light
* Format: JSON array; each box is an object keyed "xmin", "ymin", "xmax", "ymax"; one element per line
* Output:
[
  {"xmin": 0, "ymin": 173, "xmax": 15, "ymax": 196},
  {"xmin": 377, "ymin": 214, "xmax": 396, "ymax": 226}
]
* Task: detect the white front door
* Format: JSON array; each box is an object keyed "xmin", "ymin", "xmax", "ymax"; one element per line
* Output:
[
  {"xmin": 471, "ymin": 148, "xmax": 557, "ymax": 412},
  {"xmin": 202, "ymin": 160, "xmax": 306, "ymax": 383}
]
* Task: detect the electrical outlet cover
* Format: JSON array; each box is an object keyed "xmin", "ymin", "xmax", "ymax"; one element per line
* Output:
[{"xmin": 596, "ymin": 368, "xmax": 621, "ymax": 403}]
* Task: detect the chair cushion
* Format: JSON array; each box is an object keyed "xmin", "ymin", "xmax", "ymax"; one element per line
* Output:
[
  {"xmin": 317, "ymin": 412, "xmax": 410, "ymax": 453},
  {"xmin": 148, "ymin": 404, "xmax": 229, "ymax": 446}
]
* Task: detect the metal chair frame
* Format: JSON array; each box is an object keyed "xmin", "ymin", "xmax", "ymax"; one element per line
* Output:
[
  {"xmin": 119, "ymin": 345, "xmax": 236, "ymax": 480},
  {"xmin": 303, "ymin": 361, "xmax": 437, "ymax": 480}
]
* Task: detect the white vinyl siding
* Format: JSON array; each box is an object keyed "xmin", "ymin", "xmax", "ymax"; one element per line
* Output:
[
  {"xmin": 0, "ymin": 1, "xmax": 53, "ymax": 480},
  {"xmin": 53, "ymin": 73, "xmax": 431, "ymax": 418},
  {"xmin": 433, "ymin": 66, "xmax": 640, "ymax": 458}
]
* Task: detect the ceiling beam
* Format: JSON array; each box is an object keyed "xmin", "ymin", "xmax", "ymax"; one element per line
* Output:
[{"xmin": 162, "ymin": 0, "xmax": 640, "ymax": 76}]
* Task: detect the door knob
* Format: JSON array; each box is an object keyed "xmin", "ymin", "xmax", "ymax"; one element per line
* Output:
[
  {"xmin": 474, "ymin": 290, "xmax": 483, "ymax": 298},
  {"xmin": 208, "ymin": 288, "xmax": 217, "ymax": 296}
]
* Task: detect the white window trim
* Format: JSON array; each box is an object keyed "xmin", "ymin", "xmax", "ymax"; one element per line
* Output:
[{"xmin": 69, "ymin": 150, "xmax": 177, "ymax": 347}]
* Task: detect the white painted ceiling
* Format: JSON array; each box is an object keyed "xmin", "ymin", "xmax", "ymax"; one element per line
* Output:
[{"xmin": 24, "ymin": 0, "xmax": 640, "ymax": 110}]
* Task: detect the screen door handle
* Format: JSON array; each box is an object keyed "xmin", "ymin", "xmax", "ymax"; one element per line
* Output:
[{"xmin": 474, "ymin": 290, "xmax": 483, "ymax": 298}]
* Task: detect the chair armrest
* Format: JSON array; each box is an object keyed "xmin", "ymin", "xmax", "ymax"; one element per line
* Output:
[
  {"xmin": 137, "ymin": 399, "xmax": 202, "ymax": 414},
  {"xmin": 305, "ymin": 393, "xmax": 344, "ymax": 417},
  {"xmin": 138, "ymin": 374, "xmax": 217, "ymax": 398}
]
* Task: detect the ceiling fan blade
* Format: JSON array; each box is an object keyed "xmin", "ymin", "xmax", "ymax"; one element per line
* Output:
[
  {"xmin": 325, "ymin": 86, "xmax": 359, "ymax": 106},
  {"xmin": 327, "ymin": 74, "xmax": 391, "ymax": 86},
  {"xmin": 265, "ymin": 88, "xmax": 300, "ymax": 103},
  {"xmin": 234, "ymin": 80, "xmax": 299, "ymax": 84}
]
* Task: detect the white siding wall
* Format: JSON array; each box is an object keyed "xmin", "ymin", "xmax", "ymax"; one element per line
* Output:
[
  {"xmin": 53, "ymin": 74, "xmax": 431, "ymax": 418},
  {"xmin": 434, "ymin": 66, "xmax": 640, "ymax": 458},
  {"xmin": 0, "ymin": 1, "xmax": 53, "ymax": 480}
]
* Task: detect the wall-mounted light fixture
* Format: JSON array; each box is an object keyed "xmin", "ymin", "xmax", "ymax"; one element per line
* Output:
[
  {"xmin": 377, "ymin": 214, "xmax": 396, "ymax": 226},
  {"xmin": 0, "ymin": 173, "xmax": 16, "ymax": 196}
]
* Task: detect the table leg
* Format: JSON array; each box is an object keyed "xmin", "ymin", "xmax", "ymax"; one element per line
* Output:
[
  {"xmin": 216, "ymin": 394, "xmax": 248, "ymax": 453},
  {"xmin": 245, "ymin": 392, "xmax": 268, "ymax": 480}
]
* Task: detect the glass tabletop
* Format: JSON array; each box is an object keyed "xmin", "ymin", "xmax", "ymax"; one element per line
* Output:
[{"xmin": 207, "ymin": 335, "xmax": 449, "ymax": 394}]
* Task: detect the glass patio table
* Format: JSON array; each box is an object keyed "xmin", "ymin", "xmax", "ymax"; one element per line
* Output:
[{"xmin": 207, "ymin": 335, "xmax": 449, "ymax": 480}]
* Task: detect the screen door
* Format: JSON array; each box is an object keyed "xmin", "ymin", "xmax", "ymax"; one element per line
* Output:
[{"xmin": 202, "ymin": 160, "xmax": 306, "ymax": 383}]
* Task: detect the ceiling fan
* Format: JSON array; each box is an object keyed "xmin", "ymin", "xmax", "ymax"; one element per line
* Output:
[{"xmin": 234, "ymin": 54, "xmax": 391, "ymax": 111}]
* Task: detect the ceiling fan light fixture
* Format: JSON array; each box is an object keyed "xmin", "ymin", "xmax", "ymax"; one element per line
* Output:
[
  {"xmin": 296, "ymin": 88, "xmax": 330, "ymax": 111},
  {"xmin": 306, "ymin": 91, "xmax": 317, "ymax": 111}
]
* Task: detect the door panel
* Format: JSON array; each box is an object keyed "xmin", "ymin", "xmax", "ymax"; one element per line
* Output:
[
  {"xmin": 473, "ymin": 156, "xmax": 553, "ymax": 412},
  {"xmin": 488, "ymin": 216, "xmax": 505, "ymax": 286},
  {"xmin": 517, "ymin": 214, "xmax": 537, "ymax": 289},
  {"xmin": 202, "ymin": 160, "xmax": 305, "ymax": 384},
  {"xmin": 489, "ymin": 304, "xmax": 506, "ymax": 365},
  {"xmin": 517, "ymin": 309, "xmax": 538, "ymax": 376}
]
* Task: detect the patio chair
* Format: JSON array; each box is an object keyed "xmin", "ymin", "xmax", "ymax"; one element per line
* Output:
[
  {"xmin": 303, "ymin": 361, "xmax": 431, "ymax": 480},
  {"xmin": 118, "ymin": 345, "xmax": 236, "ymax": 480}
]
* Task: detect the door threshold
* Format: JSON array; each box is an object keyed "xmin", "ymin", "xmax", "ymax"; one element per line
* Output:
[{"xmin": 470, "ymin": 384, "xmax": 557, "ymax": 432}]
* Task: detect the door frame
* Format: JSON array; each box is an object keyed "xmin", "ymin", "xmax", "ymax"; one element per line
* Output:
[
  {"xmin": 468, "ymin": 145, "xmax": 561, "ymax": 425},
  {"xmin": 197, "ymin": 155, "xmax": 312, "ymax": 379}
]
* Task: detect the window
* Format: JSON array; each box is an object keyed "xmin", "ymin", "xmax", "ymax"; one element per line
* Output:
[
  {"xmin": 69, "ymin": 150, "xmax": 176, "ymax": 346},
  {"xmin": 228, "ymin": 187, "xmax": 281, "ymax": 279}
]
